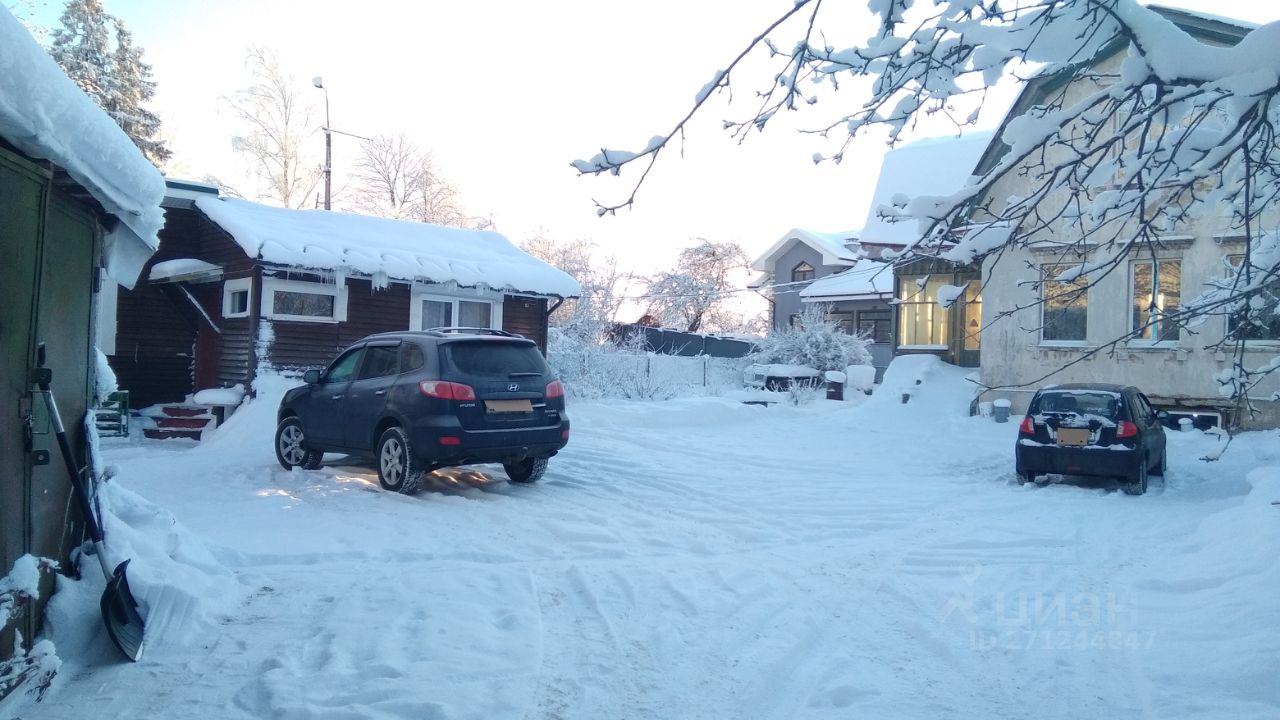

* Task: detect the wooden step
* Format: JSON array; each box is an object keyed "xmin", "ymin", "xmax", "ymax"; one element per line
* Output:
[
  {"xmin": 160, "ymin": 405, "xmax": 210, "ymax": 418},
  {"xmin": 143, "ymin": 428, "xmax": 203, "ymax": 441},
  {"xmin": 154, "ymin": 416, "xmax": 212, "ymax": 430}
]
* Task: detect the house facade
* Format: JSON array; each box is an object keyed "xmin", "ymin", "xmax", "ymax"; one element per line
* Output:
[
  {"xmin": 105, "ymin": 185, "xmax": 580, "ymax": 409},
  {"xmin": 0, "ymin": 8, "xmax": 163, "ymax": 685},
  {"xmin": 750, "ymin": 228, "xmax": 898, "ymax": 378},
  {"xmin": 970, "ymin": 8, "xmax": 1272, "ymax": 428}
]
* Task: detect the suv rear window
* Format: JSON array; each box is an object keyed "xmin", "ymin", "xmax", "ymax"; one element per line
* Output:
[
  {"xmin": 444, "ymin": 341, "xmax": 548, "ymax": 379},
  {"xmin": 1033, "ymin": 391, "xmax": 1122, "ymax": 419}
]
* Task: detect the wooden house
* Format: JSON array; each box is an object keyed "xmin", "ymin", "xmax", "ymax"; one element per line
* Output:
[{"xmin": 103, "ymin": 184, "xmax": 581, "ymax": 418}]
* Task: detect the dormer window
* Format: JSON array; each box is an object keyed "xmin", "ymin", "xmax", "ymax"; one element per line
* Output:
[{"xmin": 792, "ymin": 262, "xmax": 815, "ymax": 283}]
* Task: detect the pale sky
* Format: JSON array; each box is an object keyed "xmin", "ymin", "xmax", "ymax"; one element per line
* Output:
[{"xmin": 17, "ymin": 0, "xmax": 1280, "ymax": 280}]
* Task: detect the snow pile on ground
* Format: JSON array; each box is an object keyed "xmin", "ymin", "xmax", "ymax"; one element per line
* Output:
[{"xmin": 7, "ymin": 356, "xmax": 1277, "ymax": 719}]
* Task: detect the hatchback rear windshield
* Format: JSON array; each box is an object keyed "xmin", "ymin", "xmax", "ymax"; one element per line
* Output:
[
  {"xmin": 1032, "ymin": 390, "xmax": 1122, "ymax": 419},
  {"xmin": 444, "ymin": 341, "xmax": 548, "ymax": 379}
]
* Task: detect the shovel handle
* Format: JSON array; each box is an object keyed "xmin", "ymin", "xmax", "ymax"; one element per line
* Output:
[{"xmin": 37, "ymin": 375, "xmax": 106, "ymax": 545}]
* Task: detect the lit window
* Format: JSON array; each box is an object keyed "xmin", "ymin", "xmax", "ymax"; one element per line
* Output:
[
  {"xmin": 963, "ymin": 284, "xmax": 982, "ymax": 351},
  {"xmin": 1041, "ymin": 265, "xmax": 1087, "ymax": 343},
  {"xmin": 1131, "ymin": 259, "xmax": 1181, "ymax": 342},
  {"xmin": 897, "ymin": 275, "xmax": 949, "ymax": 347}
]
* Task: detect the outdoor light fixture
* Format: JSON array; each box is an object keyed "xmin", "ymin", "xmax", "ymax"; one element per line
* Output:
[{"xmin": 310, "ymin": 76, "xmax": 370, "ymax": 211}]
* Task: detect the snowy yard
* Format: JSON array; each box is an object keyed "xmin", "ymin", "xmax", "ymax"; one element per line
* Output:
[{"xmin": 8, "ymin": 359, "xmax": 1279, "ymax": 720}]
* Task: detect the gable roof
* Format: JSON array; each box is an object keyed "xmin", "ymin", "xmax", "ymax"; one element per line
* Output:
[
  {"xmin": 194, "ymin": 197, "xmax": 581, "ymax": 298},
  {"xmin": 799, "ymin": 259, "xmax": 895, "ymax": 301},
  {"xmin": 751, "ymin": 228, "xmax": 861, "ymax": 272},
  {"xmin": 860, "ymin": 132, "xmax": 993, "ymax": 246},
  {"xmin": 0, "ymin": 7, "xmax": 164, "ymax": 288},
  {"xmin": 973, "ymin": 5, "xmax": 1253, "ymax": 178}
]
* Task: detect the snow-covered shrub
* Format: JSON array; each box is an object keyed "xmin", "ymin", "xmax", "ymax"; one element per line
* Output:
[{"xmin": 750, "ymin": 304, "xmax": 872, "ymax": 373}]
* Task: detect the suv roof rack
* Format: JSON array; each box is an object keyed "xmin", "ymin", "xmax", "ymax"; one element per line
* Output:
[{"xmin": 427, "ymin": 327, "xmax": 521, "ymax": 338}]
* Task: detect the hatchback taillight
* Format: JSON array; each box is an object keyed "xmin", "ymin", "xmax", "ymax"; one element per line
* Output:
[
  {"xmin": 545, "ymin": 380, "xmax": 565, "ymax": 399},
  {"xmin": 419, "ymin": 381, "xmax": 476, "ymax": 400},
  {"xmin": 1018, "ymin": 416, "xmax": 1035, "ymax": 435},
  {"xmin": 1116, "ymin": 421, "xmax": 1138, "ymax": 439}
]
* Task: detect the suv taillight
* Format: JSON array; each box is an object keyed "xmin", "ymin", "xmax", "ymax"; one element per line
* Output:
[
  {"xmin": 545, "ymin": 380, "xmax": 564, "ymax": 399},
  {"xmin": 419, "ymin": 381, "xmax": 476, "ymax": 400},
  {"xmin": 1116, "ymin": 421, "xmax": 1138, "ymax": 439},
  {"xmin": 1018, "ymin": 416, "xmax": 1035, "ymax": 435}
]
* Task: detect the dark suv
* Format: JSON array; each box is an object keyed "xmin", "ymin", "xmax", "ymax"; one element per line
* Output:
[
  {"xmin": 274, "ymin": 329, "xmax": 569, "ymax": 493},
  {"xmin": 1015, "ymin": 383, "xmax": 1166, "ymax": 495}
]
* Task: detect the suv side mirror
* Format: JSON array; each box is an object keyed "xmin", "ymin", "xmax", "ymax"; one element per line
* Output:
[
  {"xmin": 1157, "ymin": 410, "xmax": 1169, "ymax": 420},
  {"xmin": 303, "ymin": 369, "xmax": 321, "ymax": 385}
]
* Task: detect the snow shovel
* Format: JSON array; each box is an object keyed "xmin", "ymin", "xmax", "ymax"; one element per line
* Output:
[{"xmin": 35, "ymin": 359, "xmax": 145, "ymax": 662}]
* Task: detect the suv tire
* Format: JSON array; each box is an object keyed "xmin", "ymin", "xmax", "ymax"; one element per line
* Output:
[
  {"xmin": 504, "ymin": 457, "xmax": 548, "ymax": 484},
  {"xmin": 377, "ymin": 426, "xmax": 423, "ymax": 494},
  {"xmin": 275, "ymin": 417, "xmax": 323, "ymax": 471},
  {"xmin": 1150, "ymin": 446, "xmax": 1167, "ymax": 476}
]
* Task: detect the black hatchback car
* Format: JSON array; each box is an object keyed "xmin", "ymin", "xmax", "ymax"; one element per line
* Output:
[
  {"xmin": 1014, "ymin": 384, "xmax": 1167, "ymax": 495},
  {"xmin": 274, "ymin": 329, "xmax": 569, "ymax": 493}
]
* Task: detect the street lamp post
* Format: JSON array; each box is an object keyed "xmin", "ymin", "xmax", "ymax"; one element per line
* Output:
[{"xmin": 312, "ymin": 76, "xmax": 332, "ymax": 210}]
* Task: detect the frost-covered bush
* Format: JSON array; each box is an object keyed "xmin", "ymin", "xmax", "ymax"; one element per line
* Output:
[{"xmin": 751, "ymin": 304, "xmax": 872, "ymax": 373}]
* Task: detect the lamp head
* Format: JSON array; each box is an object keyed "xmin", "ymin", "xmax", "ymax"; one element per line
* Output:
[{"xmin": 312, "ymin": 76, "xmax": 324, "ymax": 89}]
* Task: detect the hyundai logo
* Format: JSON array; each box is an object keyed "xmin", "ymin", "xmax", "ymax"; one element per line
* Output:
[{"xmin": 508, "ymin": 383, "xmax": 520, "ymax": 392}]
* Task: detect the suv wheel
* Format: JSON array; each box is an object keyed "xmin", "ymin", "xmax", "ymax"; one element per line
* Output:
[
  {"xmin": 504, "ymin": 457, "xmax": 548, "ymax": 484},
  {"xmin": 275, "ymin": 417, "xmax": 322, "ymax": 471},
  {"xmin": 1122, "ymin": 461, "xmax": 1148, "ymax": 496},
  {"xmin": 377, "ymin": 426, "xmax": 423, "ymax": 494}
]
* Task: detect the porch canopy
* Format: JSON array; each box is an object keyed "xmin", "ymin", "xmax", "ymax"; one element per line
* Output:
[{"xmin": 799, "ymin": 259, "xmax": 895, "ymax": 302}]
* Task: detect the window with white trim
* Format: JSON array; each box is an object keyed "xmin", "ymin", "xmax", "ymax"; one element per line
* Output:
[
  {"xmin": 1226, "ymin": 254, "xmax": 1280, "ymax": 342},
  {"xmin": 1130, "ymin": 259, "xmax": 1181, "ymax": 343},
  {"xmin": 261, "ymin": 277, "xmax": 347, "ymax": 323},
  {"xmin": 1041, "ymin": 264, "xmax": 1087, "ymax": 343},
  {"xmin": 222, "ymin": 277, "xmax": 252, "ymax": 319},
  {"xmin": 411, "ymin": 289, "xmax": 502, "ymax": 331}
]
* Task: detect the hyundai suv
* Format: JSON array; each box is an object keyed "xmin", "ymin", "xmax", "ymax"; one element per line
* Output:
[{"xmin": 274, "ymin": 329, "xmax": 569, "ymax": 493}]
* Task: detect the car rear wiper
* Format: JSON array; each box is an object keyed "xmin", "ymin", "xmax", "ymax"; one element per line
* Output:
[{"xmin": 508, "ymin": 372, "xmax": 541, "ymax": 378}]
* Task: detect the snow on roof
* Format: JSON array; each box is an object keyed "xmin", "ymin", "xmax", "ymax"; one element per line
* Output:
[
  {"xmin": 751, "ymin": 228, "xmax": 861, "ymax": 272},
  {"xmin": 194, "ymin": 197, "xmax": 581, "ymax": 298},
  {"xmin": 0, "ymin": 7, "xmax": 164, "ymax": 289},
  {"xmin": 799, "ymin": 259, "xmax": 895, "ymax": 301},
  {"xmin": 859, "ymin": 132, "xmax": 993, "ymax": 246},
  {"xmin": 149, "ymin": 258, "xmax": 222, "ymax": 282}
]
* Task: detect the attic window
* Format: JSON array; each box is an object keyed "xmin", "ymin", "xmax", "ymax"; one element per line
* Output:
[
  {"xmin": 792, "ymin": 262, "xmax": 815, "ymax": 283},
  {"xmin": 262, "ymin": 277, "xmax": 347, "ymax": 323}
]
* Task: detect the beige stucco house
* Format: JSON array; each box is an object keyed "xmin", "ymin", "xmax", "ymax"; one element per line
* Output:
[{"xmin": 971, "ymin": 7, "xmax": 1278, "ymax": 429}]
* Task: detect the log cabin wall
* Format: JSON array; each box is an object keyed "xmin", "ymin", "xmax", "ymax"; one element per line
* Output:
[
  {"xmin": 503, "ymin": 295, "xmax": 549, "ymax": 352},
  {"xmin": 263, "ymin": 278, "xmax": 411, "ymax": 371}
]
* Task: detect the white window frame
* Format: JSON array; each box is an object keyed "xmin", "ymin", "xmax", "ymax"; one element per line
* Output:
[
  {"xmin": 1128, "ymin": 258, "xmax": 1182, "ymax": 347},
  {"xmin": 1040, "ymin": 264, "xmax": 1089, "ymax": 346},
  {"xmin": 222, "ymin": 277, "xmax": 253, "ymax": 319},
  {"xmin": 261, "ymin": 277, "xmax": 348, "ymax": 323},
  {"xmin": 409, "ymin": 285, "xmax": 504, "ymax": 332},
  {"xmin": 1224, "ymin": 254, "xmax": 1280, "ymax": 346}
]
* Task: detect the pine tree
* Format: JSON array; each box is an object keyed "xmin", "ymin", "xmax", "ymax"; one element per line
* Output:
[
  {"xmin": 110, "ymin": 18, "xmax": 170, "ymax": 165},
  {"xmin": 48, "ymin": 0, "xmax": 171, "ymax": 167},
  {"xmin": 48, "ymin": 0, "xmax": 113, "ymax": 103}
]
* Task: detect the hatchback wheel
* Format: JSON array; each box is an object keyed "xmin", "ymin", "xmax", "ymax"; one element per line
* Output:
[
  {"xmin": 1150, "ymin": 446, "xmax": 1167, "ymax": 477},
  {"xmin": 377, "ymin": 426, "xmax": 423, "ymax": 494},
  {"xmin": 275, "ymin": 417, "xmax": 322, "ymax": 471},
  {"xmin": 1122, "ymin": 461, "xmax": 1148, "ymax": 496},
  {"xmin": 504, "ymin": 457, "xmax": 549, "ymax": 484}
]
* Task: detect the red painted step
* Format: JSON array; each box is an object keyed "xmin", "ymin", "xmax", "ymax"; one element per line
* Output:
[
  {"xmin": 143, "ymin": 428, "xmax": 204, "ymax": 441},
  {"xmin": 154, "ymin": 416, "xmax": 212, "ymax": 430}
]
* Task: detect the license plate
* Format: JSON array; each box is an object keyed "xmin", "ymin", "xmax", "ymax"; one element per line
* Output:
[
  {"xmin": 1056, "ymin": 428, "xmax": 1090, "ymax": 446},
  {"xmin": 485, "ymin": 399, "xmax": 533, "ymax": 414}
]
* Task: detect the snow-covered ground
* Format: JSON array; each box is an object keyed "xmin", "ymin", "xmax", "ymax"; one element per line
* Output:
[{"xmin": 5, "ymin": 357, "xmax": 1279, "ymax": 719}]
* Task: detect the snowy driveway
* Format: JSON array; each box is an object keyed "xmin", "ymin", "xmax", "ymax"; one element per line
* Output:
[{"xmin": 13, "ymin": 363, "xmax": 1280, "ymax": 719}]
